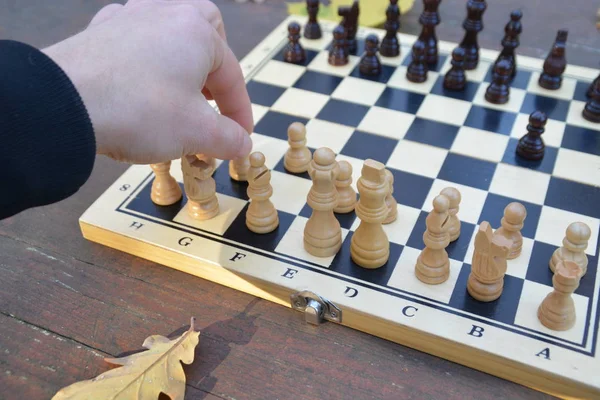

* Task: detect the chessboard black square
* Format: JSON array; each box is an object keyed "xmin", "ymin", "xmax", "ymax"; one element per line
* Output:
[
  {"xmin": 375, "ymin": 87, "xmax": 425, "ymax": 114},
  {"xmin": 479, "ymin": 193, "xmax": 542, "ymax": 239},
  {"xmin": 316, "ymin": 99, "xmax": 370, "ymax": 127},
  {"xmin": 438, "ymin": 153, "xmax": 497, "ymax": 191},
  {"xmin": 573, "ymin": 80, "xmax": 591, "ymax": 103},
  {"xmin": 213, "ymin": 162, "xmax": 249, "ymax": 201},
  {"xmin": 272, "ymin": 152, "xmax": 313, "ymax": 180},
  {"xmin": 274, "ymin": 48, "xmax": 319, "ymax": 67},
  {"xmin": 545, "ymin": 177, "xmax": 600, "ymax": 219},
  {"xmin": 520, "ymin": 93, "xmax": 570, "ymax": 122},
  {"xmin": 401, "ymin": 53, "xmax": 448, "ymax": 73},
  {"xmin": 293, "ymin": 70, "xmax": 344, "ymax": 95},
  {"xmin": 126, "ymin": 180, "xmax": 185, "ymax": 221},
  {"xmin": 430, "ymin": 76, "xmax": 479, "ymax": 103},
  {"xmin": 404, "ymin": 117, "xmax": 460, "ymax": 150},
  {"xmin": 349, "ymin": 64, "xmax": 396, "ymax": 84},
  {"xmin": 484, "ymin": 68, "xmax": 532, "ymax": 90},
  {"xmin": 247, "ymin": 81, "xmax": 287, "ymax": 107},
  {"xmin": 501, "ymin": 138, "xmax": 558, "ymax": 175},
  {"xmin": 223, "ymin": 204, "xmax": 295, "ymax": 253},
  {"xmin": 449, "ymin": 263, "xmax": 524, "ymax": 325},
  {"xmin": 405, "ymin": 211, "xmax": 473, "ymax": 262},
  {"xmin": 329, "ymin": 231, "xmax": 403, "ymax": 287},
  {"xmin": 254, "ymin": 111, "xmax": 310, "ymax": 141},
  {"xmin": 464, "ymin": 105, "xmax": 517, "ymax": 136},
  {"xmin": 339, "ymin": 130, "xmax": 398, "ymax": 164},
  {"xmin": 387, "ymin": 168, "xmax": 434, "ymax": 209},
  {"xmin": 299, "ymin": 203, "xmax": 358, "ymax": 230},
  {"xmin": 562, "ymin": 125, "xmax": 600, "ymax": 156}
]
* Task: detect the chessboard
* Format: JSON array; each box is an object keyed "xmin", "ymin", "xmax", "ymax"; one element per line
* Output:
[{"xmin": 79, "ymin": 14, "xmax": 600, "ymax": 399}]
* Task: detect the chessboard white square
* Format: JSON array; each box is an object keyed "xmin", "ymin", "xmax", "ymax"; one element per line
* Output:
[
  {"xmin": 387, "ymin": 246, "xmax": 464, "ymax": 304},
  {"xmin": 299, "ymin": 32, "xmax": 333, "ymax": 51},
  {"xmin": 357, "ymin": 106, "xmax": 415, "ymax": 140},
  {"xmin": 251, "ymin": 104, "xmax": 270, "ymax": 126},
  {"xmin": 387, "ymin": 140, "xmax": 448, "ymax": 179},
  {"xmin": 472, "ymin": 85, "xmax": 527, "ymax": 113},
  {"xmin": 379, "ymin": 48, "xmax": 410, "ymax": 67},
  {"xmin": 416, "ymin": 94, "xmax": 473, "ymax": 126},
  {"xmin": 331, "ymin": 76, "xmax": 387, "ymax": 106},
  {"xmin": 514, "ymin": 280, "xmax": 588, "ymax": 344},
  {"xmin": 553, "ymin": 148, "xmax": 600, "ymax": 187},
  {"xmin": 307, "ymin": 51, "xmax": 360, "ymax": 77},
  {"xmin": 173, "ymin": 194, "xmax": 247, "ymax": 236},
  {"xmin": 387, "ymin": 66, "xmax": 439, "ymax": 95},
  {"xmin": 489, "ymin": 163, "xmax": 551, "ymax": 205},
  {"xmin": 350, "ymin": 203, "xmax": 422, "ymax": 246},
  {"xmin": 252, "ymin": 60, "xmax": 306, "ymax": 87},
  {"xmin": 250, "ymin": 133, "xmax": 289, "ymax": 170},
  {"xmin": 274, "ymin": 216, "xmax": 350, "ymax": 268},
  {"xmin": 526, "ymin": 72, "xmax": 577, "ymax": 101},
  {"xmin": 271, "ymin": 87, "xmax": 329, "ymax": 119},
  {"xmin": 269, "ymin": 171, "xmax": 312, "ymax": 215},
  {"xmin": 510, "ymin": 113, "xmax": 565, "ymax": 148},
  {"xmin": 535, "ymin": 206, "xmax": 600, "ymax": 256},
  {"xmin": 465, "ymin": 235, "xmax": 535, "ymax": 280},
  {"xmin": 305, "ymin": 119, "xmax": 355, "ymax": 154},
  {"xmin": 566, "ymin": 100, "xmax": 600, "ymax": 131},
  {"xmin": 451, "ymin": 126, "xmax": 510, "ymax": 163},
  {"xmin": 423, "ymin": 179, "xmax": 488, "ymax": 224}
]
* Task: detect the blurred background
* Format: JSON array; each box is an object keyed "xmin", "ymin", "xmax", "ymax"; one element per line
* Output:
[{"xmin": 1, "ymin": 0, "xmax": 599, "ymax": 68}]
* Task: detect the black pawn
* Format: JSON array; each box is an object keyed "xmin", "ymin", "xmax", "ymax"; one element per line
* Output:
[
  {"xmin": 539, "ymin": 30, "xmax": 568, "ymax": 90},
  {"xmin": 359, "ymin": 35, "xmax": 382, "ymax": 76},
  {"xmin": 517, "ymin": 111, "xmax": 547, "ymax": 161},
  {"xmin": 329, "ymin": 25, "xmax": 348, "ymax": 66},
  {"xmin": 443, "ymin": 48, "xmax": 466, "ymax": 91},
  {"xmin": 406, "ymin": 41, "xmax": 428, "ymax": 83},
  {"xmin": 380, "ymin": 0, "xmax": 401, "ymax": 57},
  {"xmin": 485, "ymin": 59, "xmax": 511, "ymax": 104},
  {"xmin": 583, "ymin": 76, "xmax": 600, "ymax": 123},
  {"xmin": 284, "ymin": 22, "xmax": 306, "ymax": 64},
  {"xmin": 304, "ymin": 0, "xmax": 322, "ymax": 40}
]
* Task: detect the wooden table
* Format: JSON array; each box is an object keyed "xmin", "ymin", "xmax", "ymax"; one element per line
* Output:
[{"xmin": 1, "ymin": 1, "xmax": 599, "ymax": 399}]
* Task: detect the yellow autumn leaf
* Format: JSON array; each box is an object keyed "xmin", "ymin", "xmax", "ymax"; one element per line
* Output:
[
  {"xmin": 52, "ymin": 318, "xmax": 200, "ymax": 400},
  {"xmin": 287, "ymin": 0, "xmax": 416, "ymax": 27}
]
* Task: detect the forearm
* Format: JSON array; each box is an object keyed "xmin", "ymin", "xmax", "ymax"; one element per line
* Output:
[{"xmin": 0, "ymin": 40, "xmax": 96, "ymax": 220}]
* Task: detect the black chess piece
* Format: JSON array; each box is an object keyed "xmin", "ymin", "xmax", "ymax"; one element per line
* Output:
[
  {"xmin": 284, "ymin": 22, "xmax": 306, "ymax": 64},
  {"xmin": 359, "ymin": 35, "xmax": 382, "ymax": 76},
  {"xmin": 417, "ymin": 0, "xmax": 441, "ymax": 65},
  {"xmin": 587, "ymin": 73, "xmax": 599, "ymax": 98},
  {"xmin": 443, "ymin": 48, "xmax": 466, "ymax": 91},
  {"xmin": 458, "ymin": 0, "xmax": 487, "ymax": 70},
  {"xmin": 304, "ymin": 0, "xmax": 322, "ymax": 39},
  {"xmin": 329, "ymin": 25, "xmax": 348, "ymax": 66},
  {"xmin": 516, "ymin": 111, "xmax": 547, "ymax": 161},
  {"xmin": 485, "ymin": 59, "xmax": 511, "ymax": 104},
  {"xmin": 338, "ymin": 0, "xmax": 359, "ymax": 55},
  {"xmin": 539, "ymin": 30, "xmax": 568, "ymax": 90},
  {"xmin": 406, "ymin": 41, "xmax": 428, "ymax": 83},
  {"xmin": 380, "ymin": 0, "xmax": 401, "ymax": 57},
  {"xmin": 583, "ymin": 76, "xmax": 600, "ymax": 122},
  {"xmin": 494, "ymin": 10, "xmax": 522, "ymax": 81}
]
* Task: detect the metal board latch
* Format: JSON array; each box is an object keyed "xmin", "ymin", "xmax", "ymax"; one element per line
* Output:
[{"xmin": 290, "ymin": 291, "xmax": 342, "ymax": 325}]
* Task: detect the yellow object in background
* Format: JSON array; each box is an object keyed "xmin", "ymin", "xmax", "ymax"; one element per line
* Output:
[{"xmin": 287, "ymin": 0, "xmax": 415, "ymax": 27}]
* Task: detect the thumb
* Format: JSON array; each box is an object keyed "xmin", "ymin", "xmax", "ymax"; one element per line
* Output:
[
  {"xmin": 88, "ymin": 3, "xmax": 123, "ymax": 27},
  {"xmin": 180, "ymin": 99, "xmax": 252, "ymax": 160}
]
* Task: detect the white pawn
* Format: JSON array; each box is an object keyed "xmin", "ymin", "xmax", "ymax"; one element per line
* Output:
[
  {"xmin": 415, "ymin": 195, "xmax": 451, "ymax": 284},
  {"xmin": 440, "ymin": 187, "xmax": 461, "ymax": 242},
  {"xmin": 383, "ymin": 169, "xmax": 397, "ymax": 225},
  {"xmin": 334, "ymin": 160, "xmax": 357, "ymax": 213},
  {"xmin": 150, "ymin": 161, "xmax": 182, "ymax": 206},
  {"xmin": 494, "ymin": 202, "xmax": 526, "ymax": 259},
  {"xmin": 246, "ymin": 152, "xmax": 279, "ymax": 234},
  {"xmin": 550, "ymin": 222, "xmax": 591, "ymax": 277},
  {"xmin": 284, "ymin": 122, "xmax": 312, "ymax": 173}
]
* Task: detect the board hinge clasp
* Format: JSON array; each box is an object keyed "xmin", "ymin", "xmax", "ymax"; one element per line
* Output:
[{"xmin": 290, "ymin": 290, "xmax": 342, "ymax": 325}]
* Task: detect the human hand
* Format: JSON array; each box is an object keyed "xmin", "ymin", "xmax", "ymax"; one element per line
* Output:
[{"xmin": 43, "ymin": 0, "xmax": 253, "ymax": 164}]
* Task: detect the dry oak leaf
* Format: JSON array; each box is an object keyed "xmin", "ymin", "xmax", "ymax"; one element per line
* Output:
[{"xmin": 52, "ymin": 318, "xmax": 200, "ymax": 400}]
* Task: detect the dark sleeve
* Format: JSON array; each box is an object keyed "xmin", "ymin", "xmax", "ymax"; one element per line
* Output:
[{"xmin": 0, "ymin": 40, "xmax": 96, "ymax": 220}]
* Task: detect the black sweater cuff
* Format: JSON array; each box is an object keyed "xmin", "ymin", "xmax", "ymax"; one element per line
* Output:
[{"xmin": 0, "ymin": 40, "xmax": 96, "ymax": 219}]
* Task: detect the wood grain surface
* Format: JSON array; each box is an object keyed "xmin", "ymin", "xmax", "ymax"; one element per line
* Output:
[{"xmin": 1, "ymin": 1, "xmax": 598, "ymax": 399}]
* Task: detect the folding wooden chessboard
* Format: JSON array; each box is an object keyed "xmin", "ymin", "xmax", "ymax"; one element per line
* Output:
[{"xmin": 79, "ymin": 16, "xmax": 600, "ymax": 398}]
